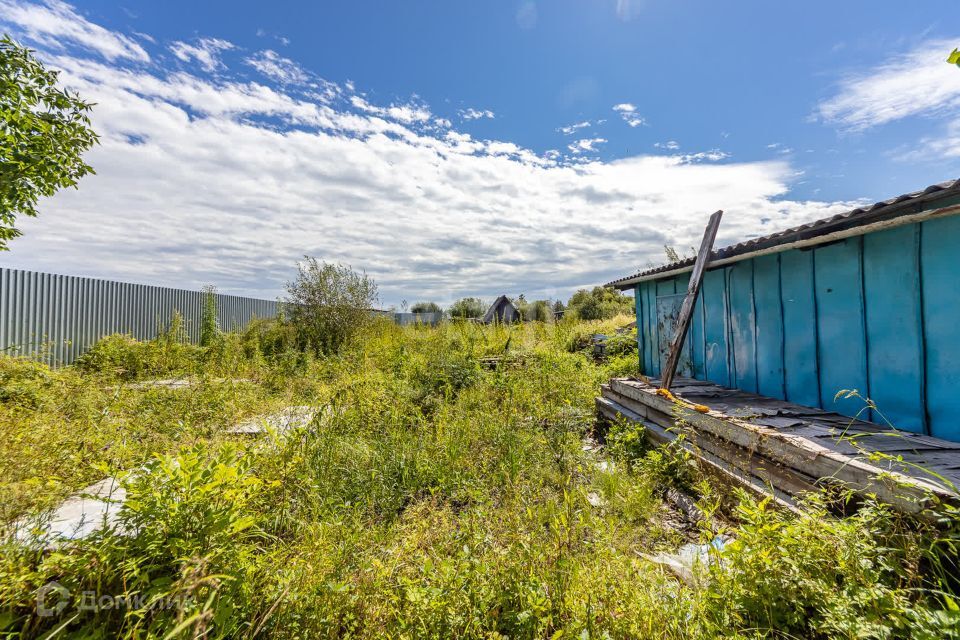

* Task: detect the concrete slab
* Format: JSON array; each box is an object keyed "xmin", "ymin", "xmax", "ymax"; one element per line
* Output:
[
  {"xmin": 226, "ymin": 406, "xmax": 317, "ymax": 436},
  {"xmin": 16, "ymin": 477, "xmax": 127, "ymax": 544}
]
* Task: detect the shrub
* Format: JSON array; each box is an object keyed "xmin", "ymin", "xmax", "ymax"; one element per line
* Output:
[
  {"xmin": 525, "ymin": 299, "xmax": 552, "ymax": 323},
  {"xmin": 410, "ymin": 301, "xmax": 442, "ymax": 314},
  {"xmin": 284, "ymin": 258, "xmax": 379, "ymax": 354},
  {"xmin": 448, "ymin": 297, "xmax": 486, "ymax": 319},
  {"xmin": 566, "ymin": 286, "xmax": 634, "ymax": 320}
]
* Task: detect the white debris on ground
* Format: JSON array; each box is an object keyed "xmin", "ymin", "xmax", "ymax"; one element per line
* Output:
[
  {"xmin": 644, "ymin": 535, "xmax": 728, "ymax": 585},
  {"xmin": 110, "ymin": 378, "xmax": 255, "ymax": 391},
  {"xmin": 15, "ymin": 476, "xmax": 127, "ymax": 546},
  {"xmin": 226, "ymin": 406, "xmax": 318, "ymax": 436}
]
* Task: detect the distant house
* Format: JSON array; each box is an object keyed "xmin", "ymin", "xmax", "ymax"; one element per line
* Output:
[{"xmin": 482, "ymin": 295, "xmax": 521, "ymax": 324}]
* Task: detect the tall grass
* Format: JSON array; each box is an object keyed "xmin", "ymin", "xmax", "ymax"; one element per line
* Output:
[{"xmin": 0, "ymin": 315, "xmax": 957, "ymax": 638}]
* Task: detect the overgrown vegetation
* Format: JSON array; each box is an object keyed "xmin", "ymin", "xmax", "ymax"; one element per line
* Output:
[{"xmin": 1, "ymin": 314, "xmax": 958, "ymax": 638}]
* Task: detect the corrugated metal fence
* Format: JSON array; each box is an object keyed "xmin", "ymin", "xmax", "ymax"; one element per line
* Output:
[
  {"xmin": 393, "ymin": 312, "xmax": 444, "ymax": 326},
  {"xmin": 0, "ymin": 267, "xmax": 278, "ymax": 366}
]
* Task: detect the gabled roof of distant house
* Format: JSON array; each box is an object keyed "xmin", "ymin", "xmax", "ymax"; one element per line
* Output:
[
  {"xmin": 482, "ymin": 295, "xmax": 518, "ymax": 323},
  {"xmin": 607, "ymin": 179, "xmax": 960, "ymax": 290}
]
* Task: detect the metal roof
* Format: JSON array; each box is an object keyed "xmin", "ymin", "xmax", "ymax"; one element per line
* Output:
[{"xmin": 607, "ymin": 179, "xmax": 960, "ymax": 289}]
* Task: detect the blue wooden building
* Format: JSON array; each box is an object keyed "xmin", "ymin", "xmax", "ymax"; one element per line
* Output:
[{"xmin": 608, "ymin": 180, "xmax": 960, "ymax": 443}]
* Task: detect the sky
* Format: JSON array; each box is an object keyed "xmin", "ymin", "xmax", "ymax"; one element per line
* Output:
[{"xmin": 1, "ymin": 1, "xmax": 959, "ymax": 306}]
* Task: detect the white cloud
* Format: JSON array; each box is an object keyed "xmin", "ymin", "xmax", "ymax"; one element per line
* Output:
[
  {"xmin": 654, "ymin": 140, "xmax": 679, "ymax": 150},
  {"xmin": 170, "ymin": 37, "xmax": 234, "ymax": 73},
  {"xmin": 615, "ymin": 0, "xmax": 642, "ymax": 22},
  {"xmin": 613, "ymin": 102, "xmax": 645, "ymax": 127},
  {"xmin": 350, "ymin": 94, "xmax": 432, "ymax": 125},
  {"xmin": 558, "ymin": 120, "xmax": 592, "ymax": 135},
  {"xmin": 817, "ymin": 38, "xmax": 960, "ymax": 131},
  {"xmin": 0, "ymin": 0, "xmax": 149, "ymax": 61},
  {"xmin": 459, "ymin": 108, "xmax": 495, "ymax": 121},
  {"xmin": 1, "ymin": 3, "xmax": 854, "ymax": 305},
  {"xmin": 515, "ymin": 1, "xmax": 537, "ymax": 29},
  {"xmin": 766, "ymin": 142, "xmax": 792, "ymax": 155},
  {"xmin": 678, "ymin": 149, "xmax": 730, "ymax": 163},
  {"xmin": 567, "ymin": 137, "xmax": 607, "ymax": 154},
  {"xmin": 246, "ymin": 49, "xmax": 309, "ymax": 85}
]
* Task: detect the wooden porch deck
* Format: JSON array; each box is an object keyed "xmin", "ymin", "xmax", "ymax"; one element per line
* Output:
[{"xmin": 597, "ymin": 377, "xmax": 960, "ymax": 515}]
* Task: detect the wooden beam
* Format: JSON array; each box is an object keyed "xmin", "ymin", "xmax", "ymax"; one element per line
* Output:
[{"xmin": 661, "ymin": 210, "xmax": 723, "ymax": 390}]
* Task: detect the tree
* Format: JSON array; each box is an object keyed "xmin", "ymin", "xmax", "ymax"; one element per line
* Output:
[
  {"xmin": 1, "ymin": 37, "xmax": 98, "ymax": 249},
  {"xmin": 566, "ymin": 286, "xmax": 634, "ymax": 320},
  {"xmin": 526, "ymin": 299, "xmax": 552, "ymax": 323},
  {"xmin": 949, "ymin": 48, "xmax": 960, "ymax": 68},
  {"xmin": 448, "ymin": 297, "xmax": 486, "ymax": 319},
  {"xmin": 411, "ymin": 301, "xmax": 442, "ymax": 314},
  {"xmin": 284, "ymin": 258, "xmax": 378, "ymax": 354}
]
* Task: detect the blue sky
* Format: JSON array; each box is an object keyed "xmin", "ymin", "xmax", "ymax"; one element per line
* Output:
[{"xmin": 1, "ymin": 1, "xmax": 959, "ymax": 305}]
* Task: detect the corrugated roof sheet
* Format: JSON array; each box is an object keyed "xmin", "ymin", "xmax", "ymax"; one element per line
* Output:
[{"xmin": 607, "ymin": 179, "xmax": 960, "ymax": 289}]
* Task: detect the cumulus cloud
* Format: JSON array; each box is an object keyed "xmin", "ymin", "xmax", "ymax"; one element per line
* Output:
[
  {"xmin": 1, "ymin": 1, "xmax": 853, "ymax": 305},
  {"xmin": 169, "ymin": 37, "xmax": 234, "ymax": 72},
  {"xmin": 0, "ymin": 0, "xmax": 149, "ymax": 61},
  {"xmin": 817, "ymin": 38, "xmax": 960, "ymax": 131},
  {"xmin": 459, "ymin": 107, "xmax": 495, "ymax": 121},
  {"xmin": 655, "ymin": 140, "xmax": 679, "ymax": 150},
  {"xmin": 613, "ymin": 102, "xmax": 645, "ymax": 127},
  {"xmin": 245, "ymin": 49, "xmax": 308, "ymax": 85}
]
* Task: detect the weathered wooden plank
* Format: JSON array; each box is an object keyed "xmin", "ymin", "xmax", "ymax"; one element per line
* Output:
[
  {"xmin": 596, "ymin": 395, "xmax": 801, "ymax": 510},
  {"xmin": 661, "ymin": 210, "xmax": 723, "ymax": 390},
  {"xmin": 609, "ymin": 378, "xmax": 955, "ymax": 512},
  {"xmin": 603, "ymin": 388, "xmax": 820, "ymax": 498}
]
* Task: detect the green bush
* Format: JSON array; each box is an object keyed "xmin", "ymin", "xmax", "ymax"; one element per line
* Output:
[
  {"xmin": 0, "ymin": 356, "xmax": 57, "ymax": 409},
  {"xmin": 75, "ymin": 332, "xmax": 200, "ymax": 381}
]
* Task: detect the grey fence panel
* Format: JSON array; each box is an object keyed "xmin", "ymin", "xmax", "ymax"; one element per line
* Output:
[{"xmin": 0, "ymin": 267, "xmax": 279, "ymax": 366}]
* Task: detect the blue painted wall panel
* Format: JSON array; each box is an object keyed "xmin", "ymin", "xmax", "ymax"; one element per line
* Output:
[
  {"xmin": 753, "ymin": 253, "xmax": 786, "ymax": 399},
  {"xmin": 657, "ymin": 278, "xmax": 676, "ymax": 297},
  {"xmin": 645, "ymin": 281, "xmax": 659, "ymax": 376},
  {"xmin": 634, "ymin": 284, "xmax": 645, "ymax": 373},
  {"xmin": 922, "ymin": 215, "xmax": 960, "ymax": 441},
  {"xmin": 779, "ymin": 249, "xmax": 820, "ymax": 407},
  {"xmin": 690, "ymin": 280, "xmax": 706, "ymax": 379},
  {"xmin": 727, "ymin": 261, "xmax": 758, "ymax": 393},
  {"xmin": 814, "ymin": 238, "xmax": 869, "ymax": 418},
  {"xmin": 863, "ymin": 225, "xmax": 925, "ymax": 433},
  {"xmin": 701, "ymin": 268, "xmax": 731, "ymax": 386}
]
